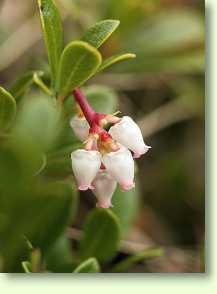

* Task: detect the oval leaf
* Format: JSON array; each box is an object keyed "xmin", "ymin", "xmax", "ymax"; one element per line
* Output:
[
  {"xmin": 56, "ymin": 41, "xmax": 102, "ymax": 98},
  {"xmin": 82, "ymin": 19, "xmax": 120, "ymax": 48},
  {"xmin": 14, "ymin": 96, "xmax": 61, "ymax": 152},
  {"xmin": 45, "ymin": 235, "xmax": 75, "ymax": 273},
  {"xmin": 73, "ymin": 258, "xmax": 100, "ymax": 273},
  {"xmin": 98, "ymin": 53, "xmax": 136, "ymax": 72},
  {"xmin": 38, "ymin": 0, "xmax": 64, "ymax": 83},
  {"xmin": 79, "ymin": 209, "xmax": 121, "ymax": 262},
  {"xmin": 0, "ymin": 87, "xmax": 16, "ymax": 131}
]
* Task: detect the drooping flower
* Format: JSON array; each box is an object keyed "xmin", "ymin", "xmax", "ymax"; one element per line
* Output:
[
  {"xmin": 70, "ymin": 88, "xmax": 151, "ymax": 208},
  {"xmin": 92, "ymin": 170, "xmax": 117, "ymax": 208},
  {"xmin": 102, "ymin": 145, "xmax": 135, "ymax": 191},
  {"xmin": 71, "ymin": 149, "xmax": 101, "ymax": 190},
  {"xmin": 70, "ymin": 115, "xmax": 89, "ymax": 141},
  {"xmin": 109, "ymin": 116, "xmax": 151, "ymax": 158}
]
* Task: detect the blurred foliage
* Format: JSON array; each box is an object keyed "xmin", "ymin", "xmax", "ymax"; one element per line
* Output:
[{"xmin": 0, "ymin": 0, "xmax": 204, "ymax": 273}]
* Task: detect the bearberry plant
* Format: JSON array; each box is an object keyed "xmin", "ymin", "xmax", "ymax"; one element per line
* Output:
[{"xmin": 0, "ymin": 0, "xmax": 160, "ymax": 273}]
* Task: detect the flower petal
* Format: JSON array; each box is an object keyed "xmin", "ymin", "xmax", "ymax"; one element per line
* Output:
[
  {"xmin": 70, "ymin": 116, "xmax": 89, "ymax": 141},
  {"xmin": 71, "ymin": 149, "xmax": 101, "ymax": 190},
  {"xmin": 102, "ymin": 146, "xmax": 135, "ymax": 191},
  {"xmin": 92, "ymin": 170, "xmax": 117, "ymax": 208},
  {"xmin": 109, "ymin": 116, "xmax": 150, "ymax": 158}
]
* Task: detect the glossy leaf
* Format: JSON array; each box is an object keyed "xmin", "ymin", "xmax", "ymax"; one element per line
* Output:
[
  {"xmin": 98, "ymin": 53, "xmax": 136, "ymax": 72},
  {"xmin": 73, "ymin": 258, "xmax": 100, "ymax": 273},
  {"xmin": 82, "ymin": 19, "xmax": 120, "ymax": 48},
  {"xmin": 56, "ymin": 41, "xmax": 102, "ymax": 98},
  {"xmin": 0, "ymin": 87, "xmax": 16, "ymax": 131},
  {"xmin": 79, "ymin": 209, "xmax": 121, "ymax": 262},
  {"xmin": 37, "ymin": 0, "xmax": 64, "ymax": 83}
]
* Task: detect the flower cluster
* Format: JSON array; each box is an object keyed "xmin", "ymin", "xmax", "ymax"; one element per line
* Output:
[{"xmin": 70, "ymin": 88, "xmax": 150, "ymax": 208}]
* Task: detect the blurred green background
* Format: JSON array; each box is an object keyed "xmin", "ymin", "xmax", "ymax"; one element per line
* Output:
[{"xmin": 0, "ymin": 0, "xmax": 204, "ymax": 273}]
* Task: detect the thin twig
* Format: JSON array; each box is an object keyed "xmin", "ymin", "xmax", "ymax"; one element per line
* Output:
[{"xmin": 33, "ymin": 72, "xmax": 52, "ymax": 96}]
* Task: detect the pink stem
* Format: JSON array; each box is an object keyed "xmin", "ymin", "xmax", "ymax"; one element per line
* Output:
[{"xmin": 73, "ymin": 88, "xmax": 95, "ymax": 126}]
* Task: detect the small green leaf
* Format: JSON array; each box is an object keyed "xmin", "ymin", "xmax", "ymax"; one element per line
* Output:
[
  {"xmin": 112, "ymin": 247, "xmax": 164, "ymax": 273},
  {"xmin": 82, "ymin": 19, "xmax": 120, "ymax": 48},
  {"xmin": 14, "ymin": 95, "xmax": 61, "ymax": 152},
  {"xmin": 83, "ymin": 85, "xmax": 118, "ymax": 114},
  {"xmin": 37, "ymin": 0, "xmax": 64, "ymax": 83},
  {"xmin": 0, "ymin": 87, "xmax": 16, "ymax": 131},
  {"xmin": 10, "ymin": 71, "xmax": 43, "ymax": 101},
  {"xmin": 79, "ymin": 209, "xmax": 121, "ymax": 262},
  {"xmin": 98, "ymin": 53, "xmax": 136, "ymax": 72},
  {"xmin": 56, "ymin": 41, "xmax": 102, "ymax": 99},
  {"xmin": 22, "ymin": 261, "xmax": 32, "ymax": 273},
  {"xmin": 73, "ymin": 258, "xmax": 100, "ymax": 273},
  {"xmin": 0, "ymin": 170, "xmax": 76, "ymax": 271},
  {"xmin": 112, "ymin": 183, "xmax": 140, "ymax": 236},
  {"xmin": 45, "ymin": 235, "xmax": 75, "ymax": 273}
]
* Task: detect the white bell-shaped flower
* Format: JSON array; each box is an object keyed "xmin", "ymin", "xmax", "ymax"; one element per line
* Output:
[
  {"xmin": 92, "ymin": 170, "xmax": 117, "ymax": 208},
  {"xmin": 109, "ymin": 116, "xmax": 151, "ymax": 158},
  {"xmin": 70, "ymin": 115, "xmax": 89, "ymax": 141},
  {"xmin": 71, "ymin": 149, "xmax": 101, "ymax": 191},
  {"xmin": 102, "ymin": 146, "xmax": 135, "ymax": 191}
]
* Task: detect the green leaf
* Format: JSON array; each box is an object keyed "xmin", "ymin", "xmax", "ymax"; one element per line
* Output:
[
  {"xmin": 0, "ymin": 162, "xmax": 76, "ymax": 272},
  {"xmin": 13, "ymin": 95, "xmax": 61, "ymax": 152},
  {"xmin": 45, "ymin": 144, "xmax": 80, "ymax": 177},
  {"xmin": 37, "ymin": 0, "xmax": 64, "ymax": 83},
  {"xmin": 9, "ymin": 71, "xmax": 43, "ymax": 101},
  {"xmin": 73, "ymin": 258, "xmax": 100, "ymax": 273},
  {"xmin": 82, "ymin": 19, "xmax": 120, "ymax": 48},
  {"xmin": 79, "ymin": 209, "xmax": 121, "ymax": 262},
  {"xmin": 83, "ymin": 85, "xmax": 118, "ymax": 114},
  {"xmin": 45, "ymin": 235, "xmax": 75, "ymax": 273},
  {"xmin": 0, "ymin": 87, "xmax": 16, "ymax": 131},
  {"xmin": 112, "ymin": 184, "xmax": 140, "ymax": 236},
  {"xmin": 98, "ymin": 53, "xmax": 136, "ymax": 72},
  {"xmin": 112, "ymin": 247, "xmax": 164, "ymax": 273},
  {"xmin": 22, "ymin": 261, "xmax": 32, "ymax": 273},
  {"xmin": 56, "ymin": 41, "xmax": 102, "ymax": 99}
]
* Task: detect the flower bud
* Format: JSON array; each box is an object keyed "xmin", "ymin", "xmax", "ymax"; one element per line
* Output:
[
  {"xmin": 70, "ymin": 115, "xmax": 89, "ymax": 141},
  {"xmin": 109, "ymin": 116, "xmax": 151, "ymax": 158},
  {"xmin": 102, "ymin": 146, "xmax": 135, "ymax": 191},
  {"xmin": 92, "ymin": 170, "xmax": 117, "ymax": 208},
  {"xmin": 71, "ymin": 149, "xmax": 101, "ymax": 190}
]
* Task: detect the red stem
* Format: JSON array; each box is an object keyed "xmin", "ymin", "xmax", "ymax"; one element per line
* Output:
[{"xmin": 73, "ymin": 88, "xmax": 95, "ymax": 126}]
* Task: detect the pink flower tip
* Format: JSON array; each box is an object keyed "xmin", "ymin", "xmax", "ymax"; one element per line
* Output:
[
  {"xmin": 78, "ymin": 184, "xmax": 94, "ymax": 191},
  {"xmin": 96, "ymin": 202, "xmax": 113, "ymax": 209},
  {"xmin": 120, "ymin": 182, "xmax": 135, "ymax": 192},
  {"xmin": 133, "ymin": 145, "xmax": 152, "ymax": 159}
]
